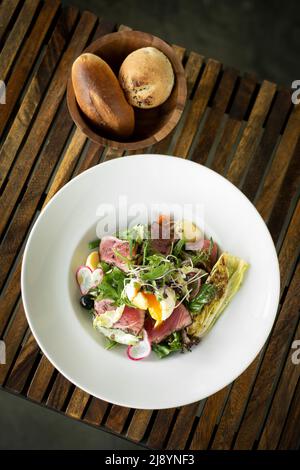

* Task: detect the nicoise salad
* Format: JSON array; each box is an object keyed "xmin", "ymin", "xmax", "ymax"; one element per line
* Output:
[{"xmin": 76, "ymin": 217, "xmax": 249, "ymax": 360}]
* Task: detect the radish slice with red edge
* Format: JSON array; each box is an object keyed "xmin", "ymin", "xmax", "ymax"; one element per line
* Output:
[
  {"xmin": 76, "ymin": 266, "xmax": 103, "ymax": 295},
  {"xmin": 127, "ymin": 329, "xmax": 151, "ymax": 361}
]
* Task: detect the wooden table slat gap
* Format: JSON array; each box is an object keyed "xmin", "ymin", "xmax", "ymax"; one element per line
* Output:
[
  {"xmin": 146, "ymin": 408, "xmax": 176, "ymax": 449},
  {"xmin": 204, "ymin": 197, "xmax": 299, "ymax": 448},
  {"xmin": 0, "ymin": 190, "xmax": 46, "ymax": 290},
  {"xmin": 226, "ymin": 80, "xmax": 277, "ymax": 187},
  {"xmin": 0, "ymin": 305, "xmax": 29, "ymax": 386},
  {"xmin": 242, "ymin": 89, "xmax": 292, "ymax": 202},
  {"xmin": 185, "ymin": 57, "xmax": 206, "ymax": 102},
  {"xmin": 0, "ymin": 0, "xmax": 24, "ymax": 51},
  {"xmin": 83, "ymin": 397, "xmax": 111, "ymax": 426},
  {"xmin": 0, "ymin": 6, "xmax": 80, "ymax": 193},
  {"xmin": 278, "ymin": 99, "xmax": 294, "ymax": 136},
  {"xmin": 0, "ymin": 0, "xmax": 41, "ymax": 82},
  {"xmin": 250, "ymin": 135, "xmax": 282, "ymax": 206},
  {"xmin": 209, "ymin": 210, "xmax": 300, "ymax": 449},
  {"xmin": 184, "ymin": 415, "xmax": 201, "ymax": 449},
  {"xmin": 0, "ymin": 0, "xmax": 61, "ymax": 139},
  {"xmin": 275, "ymin": 194, "xmax": 300, "ymax": 257},
  {"xmin": 65, "ymin": 387, "xmax": 90, "ymax": 419},
  {"xmin": 0, "ymin": 211, "xmax": 40, "ymax": 328},
  {"xmin": 242, "ymin": 81, "xmax": 261, "ymax": 122},
  {"xmin": 69, "ymin": 137, "xmax": 94, "ymax": 177},
  {"xmin": 257, "ymin": 317, "xmax": 300, "ymax": 449},
  {"xmin": 255, "ymin": 104, "xmax": 300, "ymax": 222},
  {"xmin": 1, "ymin": 15, "xmax": 117, "ymax": 404},
  {"xmin": 1, "ymin": 102, "xmax": 74, "ymax": 302},
  {"xmin": 5, "ymin": 345, "xmax": 41, "ymax": 394},
  {"xmin": 186, "ymin": 107, "xmax": 211, "ymax": 160},
  {"xmin": 268, "ymin": 135, "xmax": 300, "ymax": 243},
  {"xmin": 277, "ymin": 378, "xmax": 300, "ymax": 449},
  {"xmin": 0, "ymin": 10, "xmax": 98, "ymax": 241},
  {"xmin": 126, "ymin": 409, "xmax": 154, "ymax": 443},
  {"xmin": 43, "ymin": 122, "xmax": 77, "ymax": 195},
  {"xmin": 243, "ymin": 313, "xmax": 300, "ymax": 450},
  {"xmin": 232, "ymin": 262, "xmax": 300, "ymax": 449},
  {"xmin": 26, "ymin": 354, "xmax": 55, "ymax": 402}
]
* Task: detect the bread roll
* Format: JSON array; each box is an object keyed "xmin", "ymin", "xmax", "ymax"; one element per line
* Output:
[
  {"xmin": 119, "ymin": 47, "xmax": 174, "ymax": 109},
  {"xmin": 72, "ymin": 53, "xmax": 134, "ymax": 138}
]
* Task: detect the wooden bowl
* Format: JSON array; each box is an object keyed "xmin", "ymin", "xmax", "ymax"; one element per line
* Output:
[{"xmin": 67, "ymin": 30, "xmax": 187, "ymax": 151}]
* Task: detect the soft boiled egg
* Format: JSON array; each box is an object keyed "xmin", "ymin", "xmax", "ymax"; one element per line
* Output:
[
  {"xmin": 124, "ymin": 279, "xmax": 149, "ymax": 310},
  {"xmin": 124, "ymin": 279, "xmax": 141, "ymax": 302},
  {"xmin": 124, "ymin": 281, "xmax": 176, "ymax": 326},
  {"xmin": 145, "ymin": 287, "xmax": 176, "ymax": 326},
  {"xmin": 86, "ymin": 250, "xmax": 100, "ymax": 271}
]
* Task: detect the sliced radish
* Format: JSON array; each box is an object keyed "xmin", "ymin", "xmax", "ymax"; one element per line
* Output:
[
  {"xmin": 76, "ymin": 266, "xmax": 103, "ymax": 295},
  {"xmin": 127, "ymin": 329, "xmax": 151, "ymax": 361}
]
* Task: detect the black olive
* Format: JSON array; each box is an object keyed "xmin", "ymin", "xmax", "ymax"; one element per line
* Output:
[{"xmin": 80, "ymin": 294, "xmax": 94, "ymax": 310}]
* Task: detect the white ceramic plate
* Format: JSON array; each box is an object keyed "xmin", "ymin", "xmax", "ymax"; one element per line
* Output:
[{"xmin": 22, "ymin": 155, "xmax": 280, "ymax": 409}]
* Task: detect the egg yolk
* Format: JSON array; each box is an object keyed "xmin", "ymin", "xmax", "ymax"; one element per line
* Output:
[{"xmin": 144, "ymin": 293, "xmax": 162, "ymax": 325}]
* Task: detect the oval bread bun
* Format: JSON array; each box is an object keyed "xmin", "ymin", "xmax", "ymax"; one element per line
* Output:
[
  {"xmin": 72, "ymin": 53, "xmax": 135, "ymax": 138},
  {"xmin": 119, "ymin": 47, "xmax": 175, "ymax": 109}
]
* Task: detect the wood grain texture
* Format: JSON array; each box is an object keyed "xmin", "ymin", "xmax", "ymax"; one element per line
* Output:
[
  {"xmin": 278, "ymin": 379, "xmax": 300, "ymax": 449},
  {"xmin": 0, "ymin": 0, "xmax": 40, "ymax": 81},
  {"xmin": 267, "ymin": 135, "xmax": 300, "ymax": 243},
  {"xmin": 83, "ymin": 397, "xmax": 109, "ymax": 426},
  {"xmin": 258, "ymin": 320, "xmax": 300, "ymax": 449},
  {"xmin": 0, "ymin": 0, "xmax": 22, "ymax": 47},
  {"xmin": 0, "ymin": 303, "xmax": 28, "ymax": 385},
  {"xmin": 126, "ymin": 410, "xmax": 153, "ymax": 442},
  {"xmin": 27, "ymin": 355, "xmax": 55, "ymax": 402},
  {"xmin": 0, "ymin": 0, "xmax": 60, "ymax": 136},
  {"xmin": 147, "ymin": 408, "xmax": 176, "ymax": 449},
  {"xmin": 173, "ymin": 59, "xmax": 221, "ymax": 158},
  {"xmin": 43, "ymin": 128, "xmax": 87, "ymax": 205},
  {"xmin": 234, "ymin": 263, "xmax": 300, "ymax": 449},
  {"xmin": 151, "ymin": 50, "xmax": 203, "ymax": 156},
  {"xmin": 73, "ymin": 141, "xmax": 104, "ymax": 176},
  {"xmin": 46, "ymin": 373, "xmax": 73, "ymax": 410},
  {"xmin": 5, "ymin": 334, "xmax": 40, "ymax": 393},
  {"xmin": 0, "ymin": 10, "xmax": 97, "ymax": 238},
  {"xmin": 256, "ymin": 104, "xmax": 300, "ymax": 221},
  {"xmin": 166, "ymin": 403, "xmax": 199, "ymax": 450},
  {"xmin": 191, "ymin": 67, "xmax": 238, "ymax": 164},
  {"xmin": 0, "ymin": 6, "xmax": 79, "ymax": 189},
  {"xmin": 0, "ymin": 262, "xmax": 21, "ymax": 336},
  {"xmin": 66, "ymin": 387, "xmax": 90, "ymax": 419},
  {"xmin": 210, "ymin": 357, "xmax": 261, "ymax": 449},
  {"xmin": 277, "ymin": 200, "xmax": 300, "ymax": 292},
  {"xmin": 0, "ymin": 15, "xmax": 117, "ymax": 409},
  {"xmin": 0, "ymin": 100, "xmax": 74, "ymax": 290},
  {"xmin": 242, "ymin": 89, "xmax": 292, "ymax": 201},
  {"xmin": 211, "ymin": 73, "xmax": 257, "ymax": 174},
  {"xmin": 105, "ymin": 405, "xmax": 131, "ymax": 433},
  {"xmin": 189, "ymin": 387, "xmax": 229, "ymax": 450},
  {"xmin": 226, "ymin": 80, "xmax": 277, "ymax": 185}
]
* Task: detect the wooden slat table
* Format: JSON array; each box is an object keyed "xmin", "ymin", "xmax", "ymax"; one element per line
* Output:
[{"xmin": 0, "ymin": 0, "xmax": 299, "ymax": 450}]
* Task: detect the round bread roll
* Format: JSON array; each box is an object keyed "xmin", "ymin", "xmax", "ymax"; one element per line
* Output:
[
  {"xmin": 72, "ymin": 53, "xmax": 134, "ymax": 138},
  {"xmin": 119, "ymin": 47, "xmax": 174, "ymax": 109}
]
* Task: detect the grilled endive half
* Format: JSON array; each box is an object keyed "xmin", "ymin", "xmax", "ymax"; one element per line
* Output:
[{"xmin": 187, "ymin": 253, "xmax": 249, "ymax": 338}]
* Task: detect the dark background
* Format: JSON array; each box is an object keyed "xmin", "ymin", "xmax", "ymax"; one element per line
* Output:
[
  {"xmin": 63, "ymin": 0, "xmax": 300, "ymax": 87},
  {"xmin": 1, "ymin": 0, "xmax": 300, "ymax": 450}
]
